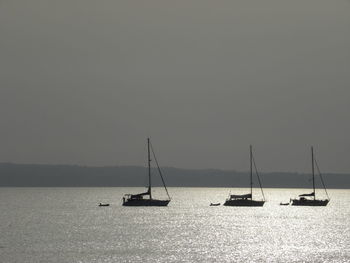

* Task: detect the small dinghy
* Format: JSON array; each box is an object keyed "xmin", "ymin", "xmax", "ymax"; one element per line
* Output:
[
  {"xmin": 99, "ymin": 203, "xmax": 110, "ymax": 207},
  {"xmin": 279, "ymin": 202, "xmax": 289, "ymax": 206},
  {"xmin": 210, "ymin": 203, "xmax": 220, "ymax": 206}
]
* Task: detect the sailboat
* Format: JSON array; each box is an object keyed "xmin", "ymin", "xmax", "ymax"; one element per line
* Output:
[
  {"xmin": 291, "ymin": 146, "xmax": 330, "ymax": 206},
  {"xmin": 122, "ymin": 138, "xmax": 171, "ymax": 206},
  {"xmin": 224, "ymin": 145, "xmax": 265, "ymax": 207}
]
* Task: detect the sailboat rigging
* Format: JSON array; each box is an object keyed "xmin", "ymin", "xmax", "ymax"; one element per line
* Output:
[
  {"xmin": 291, "ymin": 146, "xmax": 329, "ymax": 206},
  {"xmin": 224, "ymin": 145, "xmax": 265, "ymax": 207},
  {"xmin": 122, "ymin": 138, "xmax": 171, "ymax": 206}
]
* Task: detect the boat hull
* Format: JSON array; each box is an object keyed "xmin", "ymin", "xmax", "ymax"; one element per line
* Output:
[
  {"xmin": 123, "ymin": 199, "xmax": 170, "ymax": 206},
  {"xmin": 291, "ymin": 199, "xmax": 329, "ymax": 206},
  {"xmin": 223, "ymin": 199, "xmax": 265, "ymax": 207}
]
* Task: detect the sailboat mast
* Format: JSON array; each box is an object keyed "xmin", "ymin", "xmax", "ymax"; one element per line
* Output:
[
  {"xmin": 311, "ymin": 146, "xmax": 315, "ymax": 200},
  {"xmin": 148, "ymin": 138, "xmax": 152, "ymax": 199},
  {"xmin": 250, "ymin": 145, "xmax": 253, "ymax": 198}
]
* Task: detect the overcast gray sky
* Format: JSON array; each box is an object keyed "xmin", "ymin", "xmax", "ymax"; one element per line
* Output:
[{"xmin": 0, "ymin": 0, "xmax": 349, "ymax": 173}]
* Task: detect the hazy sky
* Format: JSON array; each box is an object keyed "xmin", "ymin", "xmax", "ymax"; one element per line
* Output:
[{"xmin": 0, "ymin": 0, "xmax": 349, "ymax": 173}]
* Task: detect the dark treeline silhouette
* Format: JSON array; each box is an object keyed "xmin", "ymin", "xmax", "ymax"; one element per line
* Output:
[{"xmin": 0, "ymin": 163, "xmax": 349, "ymax": 188}]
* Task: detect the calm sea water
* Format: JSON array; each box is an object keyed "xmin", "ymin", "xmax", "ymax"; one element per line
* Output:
[{"xmin": 0, "ymin": 187, "xmax": 349, "ymax": 263}]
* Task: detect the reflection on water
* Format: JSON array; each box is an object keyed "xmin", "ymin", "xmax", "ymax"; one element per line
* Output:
[{"xmin": 0, "ymin": 188, "xmax": 349, "ymax": 262}]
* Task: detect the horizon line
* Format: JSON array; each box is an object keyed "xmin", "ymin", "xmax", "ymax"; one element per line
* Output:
[{"xmin": 0, "ymin": 162, "xmax": 349, "ymax": 175}]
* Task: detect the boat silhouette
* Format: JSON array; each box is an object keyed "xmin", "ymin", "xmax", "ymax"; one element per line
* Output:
[
  {"xmin": 224, "ymin": 145, "xmax": 265, "ymax": 207},
  {"xmin": 122, "ymin": 138, "xmax": 171, "ymax": 206},
  {"xmin": 291, "ymin": 147, "xmax": 330, "ymax": 206}
]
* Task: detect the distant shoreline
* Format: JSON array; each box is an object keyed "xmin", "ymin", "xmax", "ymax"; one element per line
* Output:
[{"xmin": 0, "ymin": 163, "xmax": 349, "ymax": 188}]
